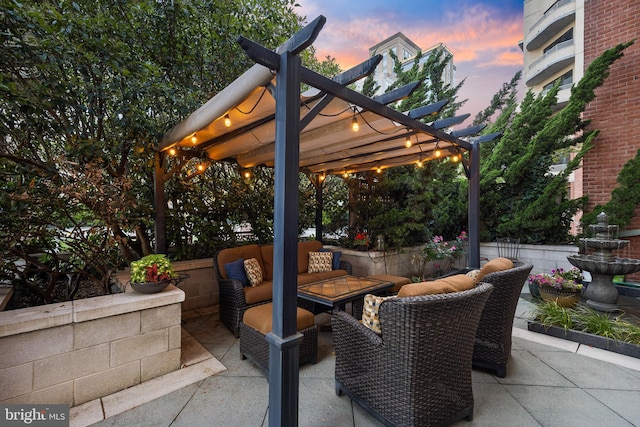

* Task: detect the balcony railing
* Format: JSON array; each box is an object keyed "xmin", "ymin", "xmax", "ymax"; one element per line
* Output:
[
  {"xmin": 526, "ymin": 0, "xmax": 575, "ymax": 51},
  {"xmin": 529, "ymin": 0, "xmax": 574, "ymax": 33},
  {"xmin": 526, "ymin": 40, "xmax": 575, "ymax": 87}
]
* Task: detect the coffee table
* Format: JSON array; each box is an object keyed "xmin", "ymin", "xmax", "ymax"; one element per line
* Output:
[{"xmin": 297, "ymin": 275, "xmax": 393, "ymax": 312}]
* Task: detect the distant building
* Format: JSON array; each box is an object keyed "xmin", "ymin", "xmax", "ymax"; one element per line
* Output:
[
  {"xmin": 522, "ymin": 0, "xmax": 640, "ymax": 277},
  {"xmin": 358, "ymin": 32, "xmax": 455, "ymax": 95}
]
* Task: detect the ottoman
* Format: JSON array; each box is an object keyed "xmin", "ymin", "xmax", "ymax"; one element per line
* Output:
[
  {"xmin": 366, "ymin": 274, "xmax": 411, "ymax": 294},
  {"xmin": 240, "ymin": 303, "xmax": 318, "ymax": 373}
]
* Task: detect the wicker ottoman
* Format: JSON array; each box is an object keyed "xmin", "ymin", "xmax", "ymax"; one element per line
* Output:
[{"xmin": 240, "ymin": 303, "xmax": 318, "ymax": 373}]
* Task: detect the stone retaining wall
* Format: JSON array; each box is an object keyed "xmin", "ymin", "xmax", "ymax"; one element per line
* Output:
[{"xmin": 0, "ymin": 286, "xmax": 184, "ymax": 406}]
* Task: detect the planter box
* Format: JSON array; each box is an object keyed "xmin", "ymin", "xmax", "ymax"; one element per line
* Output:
[
  {"xmin": 333, "ymin": 246, "xmax": 465, "ymax": 279},
  {"xmin": 115, "ymin": 258, "xmax": 217, "ymax": 312},
  {"xmin": 0, "ymin": 286, "xmax": 185, "ymax": 406},
  {"xmin": 527, "ymin": 321, "xmax": 640, "ymax": 359}
]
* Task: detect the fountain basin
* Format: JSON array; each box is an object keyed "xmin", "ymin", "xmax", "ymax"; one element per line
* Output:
[{"xmin": 567, "ymin": 255, "xmax": 640, "ymax": 276}]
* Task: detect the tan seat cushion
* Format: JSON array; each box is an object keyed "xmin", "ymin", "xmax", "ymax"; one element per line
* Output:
[
  {"xmin": 367, "ymin": 274, "xmax": 411, "ymax": 294},
  {"xmin": 397, "ymin": 274, "xmax": 475, "ymax": 297},
  {"xmin": 243, "ymin": 281, "xmax": 273, "ymax": 305},
  {"xmin": 476, "ymin": 257, "xmax": 514, "ymax": 282},
  {"xmin": 243, "ymin": 302, "xmax": 315, "ymax": 334}
]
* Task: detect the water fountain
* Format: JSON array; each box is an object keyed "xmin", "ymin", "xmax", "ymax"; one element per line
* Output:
[{"xmin": 567, "ymin": 212, "xmax": 640, "ymax": 312}]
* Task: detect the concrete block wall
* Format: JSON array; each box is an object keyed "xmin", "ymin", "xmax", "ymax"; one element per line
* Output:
[
  {"xmin": 337, "ymin": 244, "xmax": 579, "ymax": 280},
  {"xmin": 172, "ymin": 258, "xmax": 217, "ymax": 311},
  {"xmin": 0, "ymin": 286, "xmax": 184, "ymax": 406}
]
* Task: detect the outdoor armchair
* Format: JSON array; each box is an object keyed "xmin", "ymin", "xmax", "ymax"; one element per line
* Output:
[
  {"xmin": 332, "ymin": 283, "xmax": 493, "ymax": 426},
  {"xmin": 472, "ymin": 262, "xmax": 533, "ymax": 377}
]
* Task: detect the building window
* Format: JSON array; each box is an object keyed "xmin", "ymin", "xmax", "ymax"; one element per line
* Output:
[
  {"xmin": 403, "ymin": 48, "xmax": 411, "ymax": 60},
  {"xmin": 543, "ymin": 70, "xmax": 573, "ymax": 91},
  {"xmin": 544, "ymin": 28, "xmax": 573, "ymax": 54}
]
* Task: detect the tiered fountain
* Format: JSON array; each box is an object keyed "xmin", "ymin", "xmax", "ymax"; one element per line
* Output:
[{"xmin": 567, "ymin": 212, "xmax": 640, "ymax": 312}]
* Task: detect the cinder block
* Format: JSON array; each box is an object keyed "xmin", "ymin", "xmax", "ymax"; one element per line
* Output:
[
  {"xmin": 0, "ymin": 325, "xmax": 73, "ymax": 370},
  {"xmin": 0, "ymin": 363, "xmax": 33, "ymax": 402},
  {"xmin": 110, "ymin": 329, "xmax": 168, "ymax": 367},
  {"xmin": 34, "ymin": 344, "xmax": 109, "ymax": 390},
  {"xmin": 74, "ymin": 361, "xmax": 140, "ymax": 405},
  {"xmin": 74, "ymin": 312, "xmax": 140, "ymax": 349},
  {"xmin": 168, "ymin": 325, "xmax": 182, "ymax": 350},
  {"xmin": 140, "ymin": 348, "xmax": 181, "ymax": 382},
  {"xmin": 140, "ymin": 304, "xmax": 181, "ymax": 333},
  {"xmin": 1, "ymin": 381, "xmax": 74, "ymax": 406}
]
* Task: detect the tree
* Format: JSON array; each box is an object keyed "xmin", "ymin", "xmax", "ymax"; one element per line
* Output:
[
  {"xmin": 0, "ymin": 0, "xmax": 304, "ymax": 304},
  {"xmin": 349, "ymin": 46, "xmax": 468, "ymax": 248},
  {"xmin": 477, "ymin": 42, "xmax": 632, "ymax": 243}
]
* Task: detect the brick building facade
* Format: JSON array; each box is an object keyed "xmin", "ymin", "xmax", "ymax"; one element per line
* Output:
[{"xmin": 582, "ymin": 0, "xmax": 640, "ymax": 278}]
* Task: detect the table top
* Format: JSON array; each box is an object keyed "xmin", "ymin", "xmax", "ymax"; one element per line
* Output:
[{"xmin": 297, "ymin": 275, "xmax": 393, "ymax": 307}]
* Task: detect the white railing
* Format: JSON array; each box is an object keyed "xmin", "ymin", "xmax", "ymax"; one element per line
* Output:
[
  {"xmin": 529, "ymin": 0, "xmax": 575, "ymax": 33},
  {"xmin": 529, "ymin": 39, "xmax": 574, "ymax": 71}
]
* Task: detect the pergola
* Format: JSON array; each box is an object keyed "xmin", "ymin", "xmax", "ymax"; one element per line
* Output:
[{"xmin": 155, "ymin": 16, "xmax": 498, "ymax": 425}]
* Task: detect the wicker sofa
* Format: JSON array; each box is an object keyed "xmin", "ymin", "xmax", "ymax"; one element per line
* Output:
[
  {"xmin": 215, "ymin": 240, "xmax": 351, "ymax": 337},
  {"xmin": 332, "ymin": 283, "xmax": 494, "ymax": 426}
]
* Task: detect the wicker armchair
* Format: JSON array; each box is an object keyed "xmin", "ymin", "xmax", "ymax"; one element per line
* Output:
[
  {"xmin": 472, "ymin": 263, "xmax": 533, "ymax": 377},
  {"xmin": 332, "ymin": 283, "xmax": 493, "ymax": 427}
]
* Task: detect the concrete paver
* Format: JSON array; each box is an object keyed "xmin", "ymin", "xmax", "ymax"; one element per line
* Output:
[{"xmin": 74, "ymin": 294, "xmax": 640, "ymax": 427}]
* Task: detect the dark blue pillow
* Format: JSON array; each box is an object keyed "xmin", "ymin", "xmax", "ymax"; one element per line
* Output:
[
  {"xmin": 225, "ymin": 258, "xmax": 249, "ymax": 287},
  {"xmin": 320, "ymin": 248, "xmax": 342, "ymax": 270}
]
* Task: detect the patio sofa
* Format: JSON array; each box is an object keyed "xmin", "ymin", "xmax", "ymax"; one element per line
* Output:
[{"xmin": 215, "ymin": 240, "xmax": 351, "ymax": 337}]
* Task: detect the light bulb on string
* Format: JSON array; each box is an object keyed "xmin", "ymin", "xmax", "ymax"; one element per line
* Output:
[
  {"xmin": 224, "ymin": 114, "xmax": 231, "ymax": 127},
  {"xmin": 405, "ymin": 135, "xmax": 412, "ymax": 148}
]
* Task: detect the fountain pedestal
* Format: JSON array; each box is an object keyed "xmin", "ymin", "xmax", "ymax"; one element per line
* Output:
[{"xmin": 567, "ymin": 212, "xmax": 640, "ymax": 312}]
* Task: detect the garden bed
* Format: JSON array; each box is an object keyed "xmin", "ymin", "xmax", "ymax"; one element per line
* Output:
[{"xmin": 527, "ymin": 321, "xmax": 640, "ymax": 359}]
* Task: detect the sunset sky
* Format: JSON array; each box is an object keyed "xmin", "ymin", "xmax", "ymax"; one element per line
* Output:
[{"xmin": 295, "ymin": 0, "xmax": 525, "ymax": 124}]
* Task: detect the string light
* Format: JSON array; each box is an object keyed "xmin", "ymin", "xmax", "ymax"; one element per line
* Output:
[
  {"xmin": 351, "ymin": 116, "xmax": 359, "ymax": 132},
  {"xmin": 416, "ymin": 159, "xmax": 424, "ymax": 168},
  {"xmin": 434, "ymin": 140, "xmax": 441, "ymax": 158},
  {"xmin": 343, "ymin": 172, "xmax": 349, "ymax": 178},
  {"xmin": 405, "ymin": 135, "xmax": 412, "ymax": 148},
  {"xmin": 224, "ymin": 114, "xmax": 231, "ymax": 127},
  {"xmin": 191, "ymin": 133, "xmax": 197, "ymax": 144},
  {"xmin": 168, "ymin": 148, "xmax": 177, "ymax": 156},
  {"xmin": 319, "ymin": 173, "xmax": 326, "ymax": 182},
  {"xmin": 196, "ymin": 163, "xmax": 206, "ymax": 172},
  {"xmin": 243, "ymin": 170, "xmax": 251, "ymax": 179},
  {"xmin": 376, "ymin": 166, "xmax": 382, "ymax": 173},
  {"xmin": 452, "ymin": 152, "xmax": 460, "ymax": 162}
]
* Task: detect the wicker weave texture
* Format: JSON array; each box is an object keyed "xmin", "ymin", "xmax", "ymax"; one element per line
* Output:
[
  {"xmin": 239, "ymin": 322, "xmax": 318, "ymax": 373},
  {"xmin": 472, "ymin": 263, "xmax": 533, "ymax": 377},
  {"xmin": 332, "ymin": 283, "xmax": 493, "ymax": 426}
]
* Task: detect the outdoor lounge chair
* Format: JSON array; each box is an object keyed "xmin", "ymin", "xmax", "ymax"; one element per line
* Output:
[
  {"xmin": 472, "ymin": 262, "xmax": 533, "ymax": 377},
  {"xmin": 332, "ymin": 283, "xmax": 493, "ymax": 426}
]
